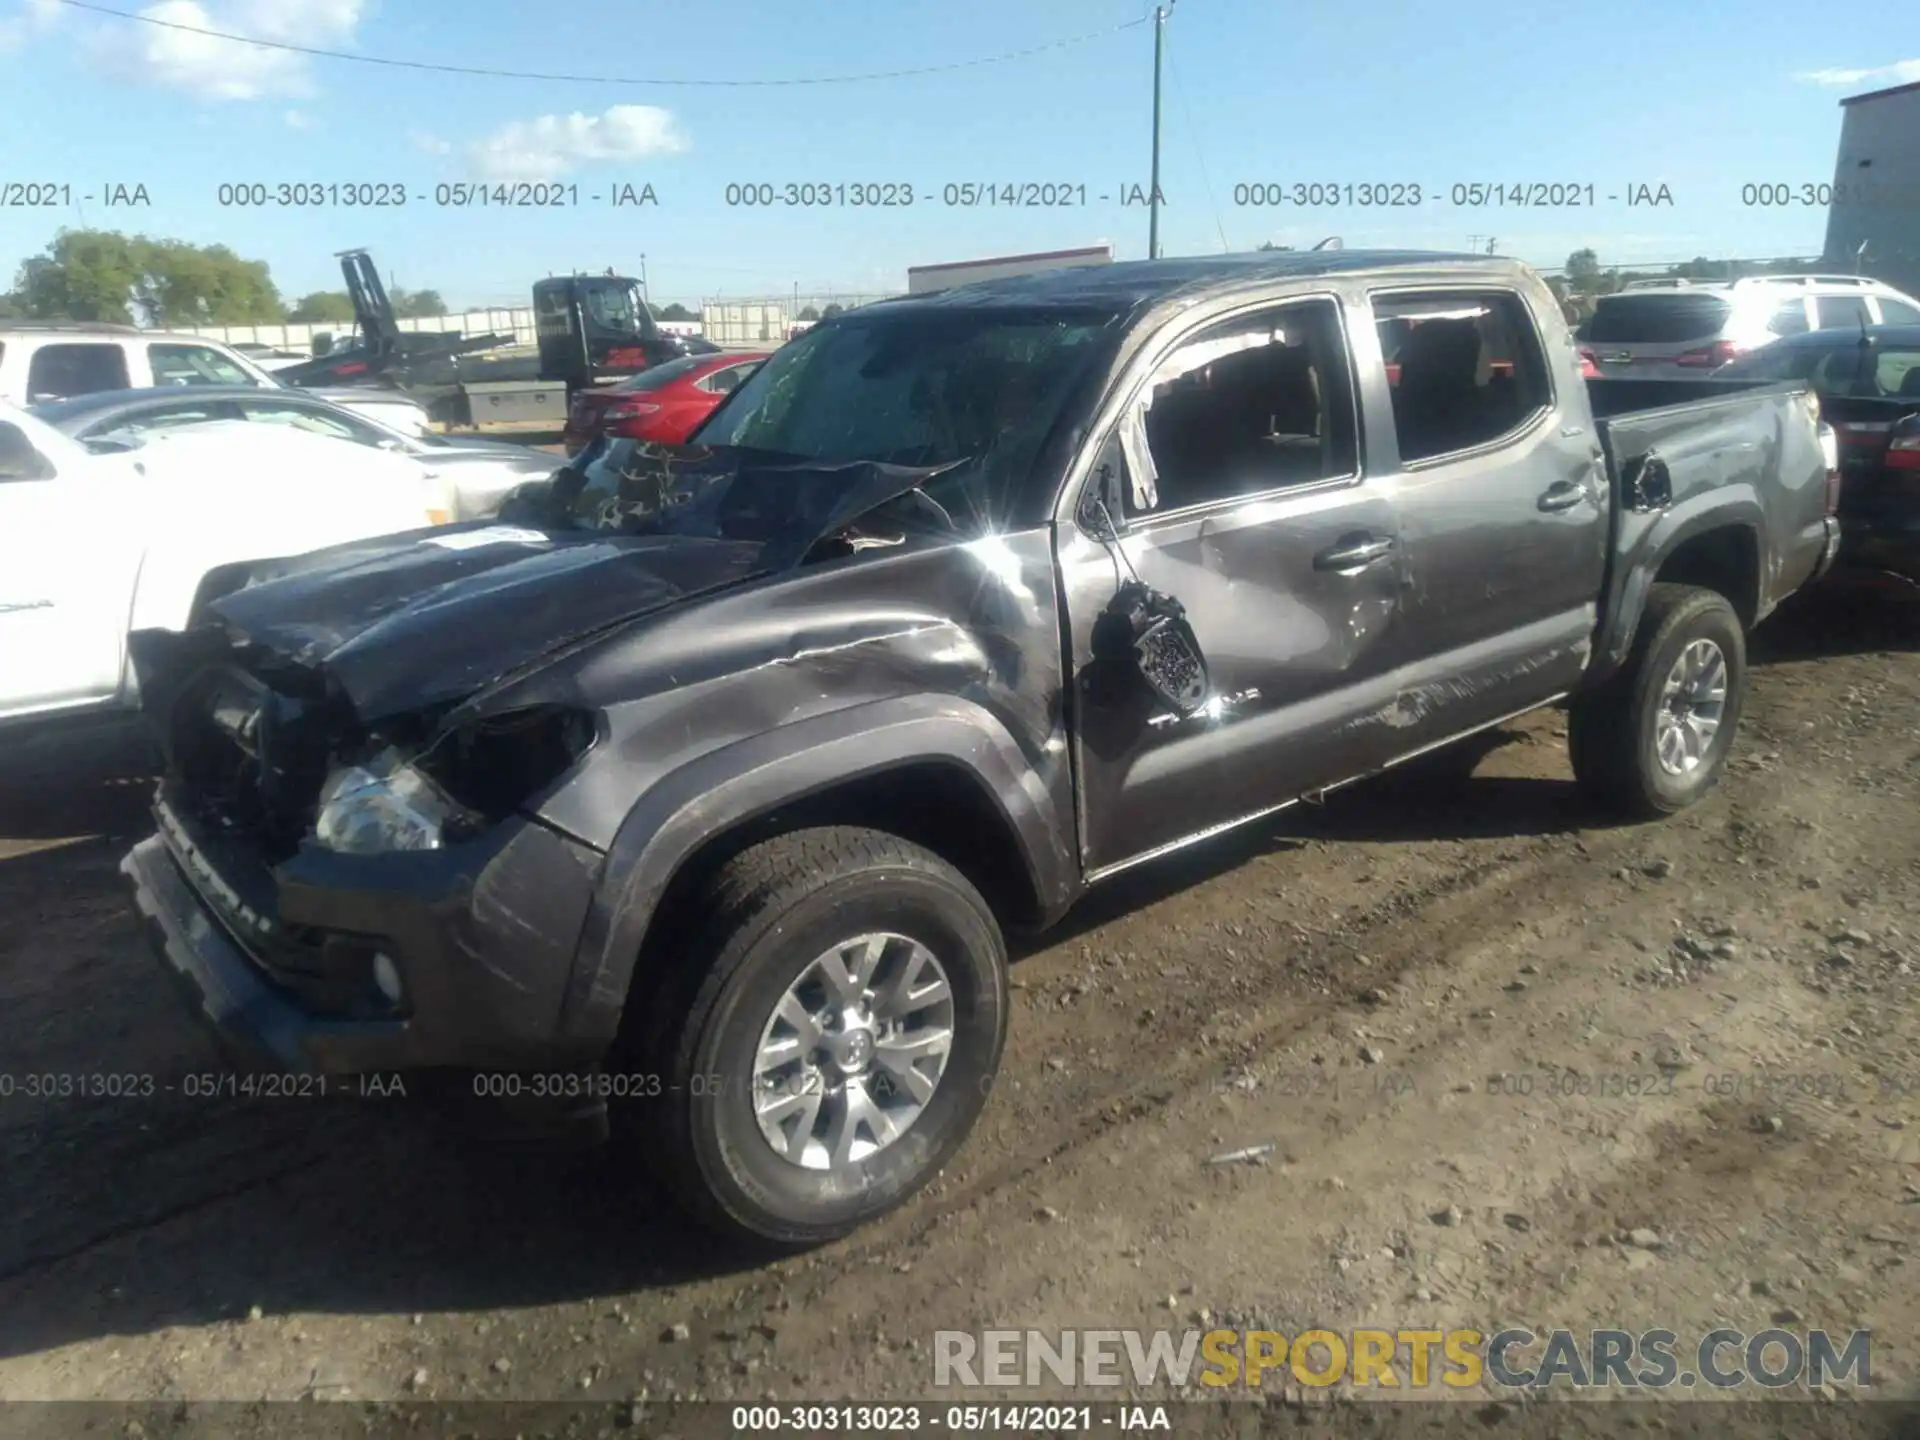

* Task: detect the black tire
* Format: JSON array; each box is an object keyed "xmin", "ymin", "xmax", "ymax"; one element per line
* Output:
[
  {"xmin": 1568, "ymin": 582, "xmax": 1747, "ymax": 819},
  {"xmin": 617, "ymin": 826, "xmax": 1008, "ymax": 1247}
]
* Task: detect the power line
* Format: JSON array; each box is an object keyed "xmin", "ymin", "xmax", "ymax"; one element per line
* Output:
[
  {"xmin": 51, "ymin": 0, "xmax": 1149, "ymax": 87},
  {"xmin": 1164, "ymin": 24, "xmax": 1230, "ymax": 254}
]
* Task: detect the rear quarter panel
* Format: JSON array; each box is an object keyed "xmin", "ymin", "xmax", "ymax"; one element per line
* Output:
[{"xmin": 1590, "ymin": 381, "xmax": 1828, "ymax": 678}]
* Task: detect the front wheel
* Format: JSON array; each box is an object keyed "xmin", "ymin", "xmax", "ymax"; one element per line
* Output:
[
  {"xmin": 619, "ymin": 827, "xmax": 1008, "ymax": 1247},
  {"xmin": 1569, "ymin": 582, "xmax": 1747, "ymax": 819}
]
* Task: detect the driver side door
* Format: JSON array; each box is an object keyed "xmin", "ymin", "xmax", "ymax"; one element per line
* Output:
[{"xmin": 1056, "ymin": 293, "xmax": 1416, "ymax": 877}]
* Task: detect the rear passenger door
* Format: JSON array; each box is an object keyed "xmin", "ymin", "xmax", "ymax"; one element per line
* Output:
[
  {"xmin": 1365, "ymin": 285, "xmax": 1608, "ymax": 748},
  {"xmin": 1058, "ymin": 294, "xmax": 1414, "ymax": 875}
]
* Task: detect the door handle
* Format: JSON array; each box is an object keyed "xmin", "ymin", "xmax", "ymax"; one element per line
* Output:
[
  {"xmin": 1313, "ymin": 534, "xmax": 1395, "ymax": 571},
  {"xmin": 1538, "ymin": 480, "xmax": 1588, "ymax": 512}
]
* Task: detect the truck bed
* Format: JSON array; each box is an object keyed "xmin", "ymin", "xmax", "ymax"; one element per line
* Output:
[{"xmin": 1582, "ymin": 375, "xmax": 1833, "ymax": 684}]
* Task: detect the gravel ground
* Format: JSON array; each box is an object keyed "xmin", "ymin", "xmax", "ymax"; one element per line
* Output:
[{"xmin": 2, "ymin": 584, "xmax": 1918, "ymax": 1428}]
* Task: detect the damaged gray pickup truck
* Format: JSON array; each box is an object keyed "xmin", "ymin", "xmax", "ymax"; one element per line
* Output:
[{"xmin": 122, "ymin": 251, "xmax": 1841, "ymax": 1245}]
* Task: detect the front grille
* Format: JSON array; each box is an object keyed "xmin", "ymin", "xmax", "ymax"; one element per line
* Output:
[{"xmin": 169, "ymin": 662, "xmax": 341, "ymax": 858}]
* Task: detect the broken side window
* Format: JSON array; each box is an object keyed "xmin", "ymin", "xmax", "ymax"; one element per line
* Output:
[
  {"xmin": 1127, "ymin": 298, "xmax": 1358, "ymax": 517},
  {"xmin": 1375, "ymin": 288, "xmax": 1552, "ymax": 463}
]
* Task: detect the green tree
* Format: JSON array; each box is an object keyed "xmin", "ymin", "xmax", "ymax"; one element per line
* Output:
[
  {"xmin": 287, "ymin": 291, "xmax": 357, "ymax": 323},
  {"xmin": 15, "ymin": 230, "xmax": 151, "ymax": 322},
  {"xmin": 657, "ymin": 302, "xmax": 696, "ymax": 322},
  {"xmin": 11, "ymin": 229, "xmax": 282, "ymax": 325},
  {"xmin": 1564, "ymin": 248, "xmax": 1602, "ymax": 292},
  {"xmin": 144, "ymin": 239, "xmax": 281, "ymax": 324},
  {"xmin": 392, "ymin": 288, "xmax": 448, "ymax": 318},
  {"xmin": 796, "ymin": 304, "xmax": 820, "ymax": 321},
  {"xmin": 820, "ymin": 302, "xmax": 845, "ymax": 319}
]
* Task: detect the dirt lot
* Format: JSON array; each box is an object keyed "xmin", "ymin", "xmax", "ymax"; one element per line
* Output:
[{"xmin": 2, "ymin": 585, "xmax": 1918, "ymax": 1423}]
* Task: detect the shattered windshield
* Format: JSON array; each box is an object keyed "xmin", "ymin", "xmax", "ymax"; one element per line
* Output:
[
  {"xmin": 539, "ymin": 437, "xmax": 979, "ymax": 572},
  {"xmin": 693, "ymin": 305, "xmax": 1119, "ymax": 526}
]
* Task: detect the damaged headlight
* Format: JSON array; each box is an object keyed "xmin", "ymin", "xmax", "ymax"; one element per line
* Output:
[{"xmin": 313, "ymin": 746, "xmax": 467, "ymax": 855}]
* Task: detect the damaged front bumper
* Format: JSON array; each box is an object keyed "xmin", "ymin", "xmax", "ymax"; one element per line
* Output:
[{"xmin": 122, "ymin": 787, "xmax": 607, "ymax": 1076}]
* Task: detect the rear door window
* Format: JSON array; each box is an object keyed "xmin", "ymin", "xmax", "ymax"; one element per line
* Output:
[
  {"xmin": 1874, "ymin": 297, "xmax": 1920, "ymax": 325},
  {"xmin": 1375, "ymin": 290, "xmax": 1553, "ymax": 463},
  {"xmin": 149, "ymin": 343, "xmax": 256, "ymax": 386},
  {"xmin": 1813, "ymin": 296, "xmax": 1872, "ymax": 331},
  {"xmin": 25, "ymin": 343, "xmax": 131, "ymax": 401},
  {"xmin": 1586, "ymin": 294, "xmax": 1731, "ymax": 344},
  {"xmin": 615, "ymin": 356, "xmax": 702, "ymax": 393},
  {"xmin": 1871, "ymin": 348, "xmax": 1920, "ymax": 397},
  {"xmin": 696, "ymin": 361, "xmax": 761, "ymax": 394}
]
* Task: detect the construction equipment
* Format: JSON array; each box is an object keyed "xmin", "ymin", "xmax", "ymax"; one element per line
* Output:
[{"xmin": 275, "ymin": 250, "xmax": 703, "ymax": 429}]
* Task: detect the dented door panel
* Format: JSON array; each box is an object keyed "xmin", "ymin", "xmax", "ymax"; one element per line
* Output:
[
  {"xmin": 1362, "ymin": 282, "xmax": 1610, "ymax": 748},
  {"xmin": 1060, "ymin": 479, "xmax": 1410, "ymax": 876}
]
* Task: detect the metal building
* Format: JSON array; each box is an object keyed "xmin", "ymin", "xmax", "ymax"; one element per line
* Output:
[{"xmin": 1822, "ymin": 80, "xmax": 1920, "ymax": 298}]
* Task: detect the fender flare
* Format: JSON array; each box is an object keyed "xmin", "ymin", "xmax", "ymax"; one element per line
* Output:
[
  {"xmin": 555, "ymin": 693, "xmax": 1077, "ymax": 1045},
  {"xmin": 1594, "ymin": 489, "xmax": 1764, "ymax": 683}
]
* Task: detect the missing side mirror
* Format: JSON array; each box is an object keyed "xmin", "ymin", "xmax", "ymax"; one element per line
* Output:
[
  {"xmin": 1092, "ymin": 581, "xmax": 1210, "ymax": 717},
  {"xmin": 1077, "ymin": 433, "xmax": 1128, "ymax": 540}
]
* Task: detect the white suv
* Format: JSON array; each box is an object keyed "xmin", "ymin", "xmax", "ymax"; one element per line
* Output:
[
  {"xmin": 0, "ymin": 323, "xmax": 429, "ymax": 433},
  {"xmin": 1580, "ymin": 275, "xmax": 1920, "ymax": 376}
]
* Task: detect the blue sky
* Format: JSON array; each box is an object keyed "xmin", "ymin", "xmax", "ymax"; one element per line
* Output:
[{"xmin": 1, "ymin": 0, "xmax": 1915, "ymax": 311}]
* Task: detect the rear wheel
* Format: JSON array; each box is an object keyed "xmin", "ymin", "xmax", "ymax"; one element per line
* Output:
[
  {"xmin": 618, "ymin": 827, "xmax": 1007, "ymax": 1247},
  {"xmin": 1569, "ymin": 582, "xmax": 1746, "ymax": 819}
]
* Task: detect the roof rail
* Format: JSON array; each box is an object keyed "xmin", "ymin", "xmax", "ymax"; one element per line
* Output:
[
  {"xmin": 0, "ymin": 320, "xmax": 143, "ymax": 334},
  {"xmin": 1730, "ymin": 273, "xmax": 1877, "ymax": 289},
  {"xmin": 1621, "ymin": 278, "xmax": 1700, "ymax": 290}
]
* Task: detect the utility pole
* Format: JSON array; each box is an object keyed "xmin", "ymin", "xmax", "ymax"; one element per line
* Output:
[
  {"xmin": 639, "ymin": 254, "xmax": 650, "ymax": 303},
  {"xmin": 1148, "ymin": 3, "xmax": 1170, "ymax": 260}
]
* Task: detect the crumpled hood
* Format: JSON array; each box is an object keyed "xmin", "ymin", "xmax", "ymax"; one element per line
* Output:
[
  {"xmin": 194, "ymin": 445, "xmax": 959, "ymax": 720},
  {"xmin": 206, "ymin": 526, "xmax": 764, "ymax": 721}
]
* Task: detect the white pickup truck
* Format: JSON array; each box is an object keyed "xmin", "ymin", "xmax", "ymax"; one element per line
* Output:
[
  {"xmin": 0, "ymin": 401, "xmax": 438, "ymax": 728},
  {"xmin": 0, "ymin": 324, "xmax": 430, "ymax": 436}
]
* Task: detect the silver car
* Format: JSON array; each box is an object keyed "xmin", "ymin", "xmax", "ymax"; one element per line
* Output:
[
  {"xmin": 1580, "ymin": 274, "xmax": 1920, "ymax": 377},
  {"xmin": 28, "ymin": 385, "xmax": 561, "ymax": 521}
]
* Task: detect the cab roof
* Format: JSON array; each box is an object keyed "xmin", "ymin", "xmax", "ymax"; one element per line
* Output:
[{"xmin": 862, "ymin": 250, "xmax": 1519, "ymax": 317}]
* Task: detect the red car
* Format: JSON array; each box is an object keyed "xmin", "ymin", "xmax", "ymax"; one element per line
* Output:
[{"xmin": 562, "ymin": 351, "xmax": 764, "ymax": 453}]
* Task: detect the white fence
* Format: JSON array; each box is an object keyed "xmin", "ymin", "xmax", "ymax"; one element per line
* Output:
[
  {"xmin": 174, "ymin": 308, "xmax": 536, "ymax": 355},
  {"xmin": 174, "ymin": 309, "xmax": 707, "ymax": 356},
  {"xmin": 697, "ymin": 294, "xmax": 898, "ymax": 348}
]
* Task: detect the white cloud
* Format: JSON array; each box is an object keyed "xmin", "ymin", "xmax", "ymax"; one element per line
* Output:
[
  {"xmin": 0, "ymin": 0, "xmax": 61, "ymax": 53},
  {"xmin": 86, "ymin": 0, "xmax": 365, "ymax": 101},
  {"xmin": 283, "ymin": 107, "xmax": 311, "ymax": 127},
  {"xmin": 467, "ymin": 104, "xmax": 688, "ymax": 183},
  {"xmin": 409, "ymin": 129, "xmax": 452, "ymax": 156},
  {"xmin": 1795, "ymin": 59, "xmax": 1920, "ymax": 88}
]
